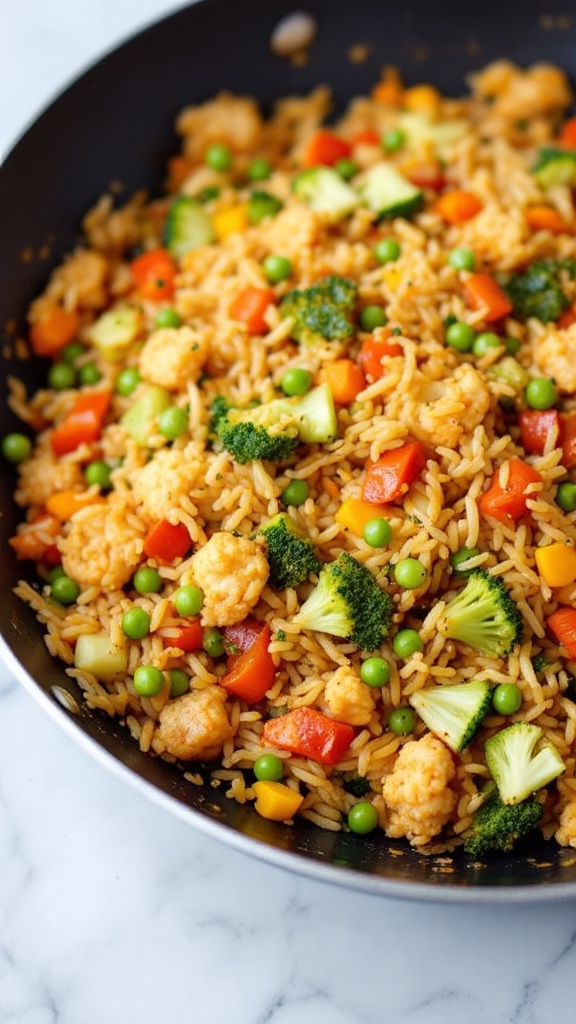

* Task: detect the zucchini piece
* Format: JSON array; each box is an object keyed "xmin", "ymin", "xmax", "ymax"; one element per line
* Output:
[
  {"xmin": 86, "ymin": 304, "xmax": 142, "ymax": 361},
  {"xmin": 396, "ymin": 112, "xmax": 468, "ymax": 154},
  {"xmin": 409, "ymin": 679, "xmax": 492, "ymax": 753},
  {"xmin": 164, "ymin": 195, "xmax": 214, "ymax": 258},
  {"xmin": 358, "ymin": 162, "xmax": 424, "ymax": 219},
  {"xmin": 121, "ymin": 384, "xmax": 171, "ymax": 445},
  {"xmin": 291, "ymin": 382, "xmax": 338, "ymax": 444},
  {"xmin": 292, "ymin": 167, "xmax": 360, "ymax": 222},
  {"xmin": 532, "ymin": 147, "xmax": 576, "ymax": 189}
]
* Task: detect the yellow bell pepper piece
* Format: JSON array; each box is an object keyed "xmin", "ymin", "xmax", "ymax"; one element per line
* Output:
[
  {"xmin": 253, "ymin": 780, "xmax": 304, "ymax": 821},
  {"xmin": 335, "ymin": 496, "xmax": 386, "ymax": 538},
  {"xmin": 212, "ymin": 203, "xmax": 248, "ymax": 240},
  {"xmin": 45, "ymin": 488, "xmax": 106, "ymax": 520},
  {"xmin": 403, "ymin": 83, "xmax": 441, "ymax": 117},
  {"xmin": 535, "ymin": 542, "xmax": 576, "ymax": 587}
]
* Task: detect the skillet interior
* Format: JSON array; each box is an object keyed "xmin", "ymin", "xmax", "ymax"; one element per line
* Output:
[{"xmin": 3, "ymin": 0, "xmax": 576, "ymax": 900}]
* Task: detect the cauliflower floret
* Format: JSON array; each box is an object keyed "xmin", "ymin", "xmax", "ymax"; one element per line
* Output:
[
  {"xmin": 323, "ymin": 666, "xmax": 376, "ymax": 726},
  {"xmin": 555, "ymin": 797, "xmax": 576, "ymax": 848},
  {"xmin": 532, "ymin": 322, "xmax": 576, "ymax": 394},
  {"xmin": 130, "ymin": 444, "xmax": 203, "ymax": 523},
  {"xmin": 59, "ymin": 496, "xmax": 145, "ymax": 591},
  {"xmin": 30, "ymin": 249, "xmax": 109, "ymax": 316},
  {"xmin": 471, "ymin": 60, "xmax": 572, "ymax": 123},
  {"xmin": 191, "ymin": 531, "xmax": 269, "ymax": 627},
  {"xmin": 157, "ymin": 686, "xmax": 234, "ymax": 760},
  {"xmin": 15, "ymin": 443, "xmax": 83, "ymax": 509},
  {"xmin": 391, "ymin": 363, "xmax": 491, "ymax": 449},
  {"xmin": 176, "ymin": 92, "xmax": 263, "ymax": 159},
  {"xmin": 138, "ymin": 326, "xmax": 209, "ymax": 391},
  {"xmin": 382, "ymin": 733, "xmax": 458, "ymax": 846}
]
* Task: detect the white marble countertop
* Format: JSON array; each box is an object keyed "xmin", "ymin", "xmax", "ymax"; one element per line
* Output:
[{"xmin": 2, "ymin": 3, "xmax": 576, "ymax": 1021}]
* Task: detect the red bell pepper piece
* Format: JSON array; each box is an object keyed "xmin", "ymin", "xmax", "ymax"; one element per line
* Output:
[
  {"xmin": 162, "ymin": 619, "xmax": 204, "ymax": 652},
  {"xmin": 301, "ymin": 130, "xmax": 352, "ymax": 167},
  {"xmin": 547, "ymin": 606, "xmax": 576, "ymax": 659},
  {"xmin": 463, "ymin": 272, "xmax": 512, "ymax": 322},
  {"xmin": 362, "ymin": 440, "xmax": 426, "ymax": 504},
  {"xmin": 143, "ymin": 519, "xmax": 191, "ymax": 563},
  {"xmin": 130, "ymin": 247, "xmax": 177, "ymax": 302},
  {"xmin": 557, "ymin": 116, "xmax": 576, "ymax": 148},
  {"xmin": 351, "ymin": 128, "xmax": 380, "ymax": 147},
  {"xmin": 229, "ymin": 286, "xmax": 275, "ymax": 335},
  {"xmin": 519, "ymin": 409, "xmax": 561, "ymax": 456},
  {"xmin": 478, "ymin": 458, "xmax": 543, "ymax": 524},
  {"xmin": 220, "ymin": 622, "xmax": 275, "ymax": 703},
  {"xmin": 9, "ymin": 511, "xmax": 62, "ymax": 564},
  {"xmin": 50, "ymin": 390, "xmax": 111, "ymax": 456},
  {"xmin": 357, "ymin": 329, "xmax": 403, "ymax": 382},
  {"xmin": 561, "ymin": 413, "xmax": 576, "ymax": 469},
  {"xmin": 262, "ymin": 707, "xmax": 355, "ymax": 766}
]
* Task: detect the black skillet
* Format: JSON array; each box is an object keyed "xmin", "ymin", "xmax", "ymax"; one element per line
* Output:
[{"xmin": 2, "ymin": 0, "xmax": 576, "ymax": 901}]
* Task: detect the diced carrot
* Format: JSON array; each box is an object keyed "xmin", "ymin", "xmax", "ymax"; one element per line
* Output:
[
  {"xmin": 561, "ymin": 413, "xmax": 576, "ymax": 468},
  {"xmin": 371, "ymin": 66, "xmax": 404, "ymax": 107},
  {"xmin": 29, "ymin": 306, "xmax": 81, "ymax": 358},
  {"xmin": 262, "ymin": 707, "xmax": 355, "ymax": 765},
  {"xmin": 9, "ymin": 512, "xmax": 62, "ymax": 563},
  {"xmin": 403, "ymin": 160, "xmax": 446, "ymax": 192},
  {"xmin": 220, "ymin": 622, "xmax": 275, "ymax": 703},
  {"xmin": 358, "ymin": 330, "xmax": 403, "ymax": 381},
  {"xmin": 525, "ymin": 205, "xmax": 570, "ymax": 235},
  {"xmin": 143, "ymin": 519, "xmax": 191, "ymax": 563},
  {"xmin": 130, "ymin": 247, "xmax": 177, "ymax": 302},
  {"xmin": 535, "ymin": 543, "xmax": 576, "ymax": 588},
  {"xmin": 557, "ymin": 117, "xmax": 576, "ymax": 148},
  {"xmin": 253, "ymin": 780, "xmax": 304, "ymax": 821},
  {"xmin": 335, "ymin": 496, "xmax": 388, "ymax": 538},
  {"xmin": 434, "ymin": 190, "xmax": 482, "ymax": 224},
  {"xmin": 362, "ymin": 441, "xmax": 426, "ymax": 504},
  {"xmin": 50, "ymin": 391, "xmax": 111, "ymax": 456},
  {"xmin": 463, "ymin": 272, "xmax": 513, "ymax": 323},
  {"xmin": 45, "ymin": 489, "xmax": 106, "ymax": 520},
  {"xmin": 547, "ymin": 606, "xmax": 576, "ymax": 659},
  {"xmin": 478, "ymin": 458, "xmax": 543, "ymax": 524},
  {"xmin": 229, "ymin": 286, "xmax": 275, "ymax": 334},
  {"xmin": 319, "ymin": 359, "xmax": 366, "ymax": 404},
  {"xmin": 519, "ymin": 409, "xmax": 561, "ymax": 456},
  {"xmin": 300, "ymin": 130, "xmax": 352, "ymax": 168},
  {"xmin": 352, "ymin": 128, "xmax": 380, "ymax": 148},
  {"xmin": 162, "ymin": 619, "xmax": 204, "ymax": 652}
]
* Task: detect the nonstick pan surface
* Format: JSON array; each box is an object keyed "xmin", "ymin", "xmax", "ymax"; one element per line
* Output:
[{"xmin": 3, "ymin": 0, "xmax": 576, "ymax": 901}]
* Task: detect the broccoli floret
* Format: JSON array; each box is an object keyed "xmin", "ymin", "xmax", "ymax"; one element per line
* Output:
[
  {"xmin": 259, "ymin": 513, "xmax": 320, "ymax": 589},
  {"xmin": 439, "ymin": 569, "xmax": 523, "ymax": 657},
  {"xmin": 342, "ymin": 774, "xmax": 373, "ymax": 798},
  {"xmin": 485, "ymin": 722, "xmax": 565, "ymax": 805},
  {"xmin": 409, "ymin": 679, "xmax": 492, "ymax": 753},
  {"xmin": 292, "ymin": 550, "xmax": 393, "ymax": 650},
  {"xmin": 279, "ymin": 274, "xmax": 358, "ymax": 346},
  {"xmin": 211, "ymin": 383, "xmax": 338, "ymax": 464},
  {"xmin": 531, "ymin": 147, "xmax": 576, "ymax": 188},
  {"xmin": 504, "ymin": 260, "xmax": 576, "ymax": 323},
  {"xmin": 464, "ymin": 791, "xmax": 543, "ymax": 856}
]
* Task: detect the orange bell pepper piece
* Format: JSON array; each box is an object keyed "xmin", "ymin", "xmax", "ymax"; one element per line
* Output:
[
  {"xmin": 319, "ymin": 359, "xmax": 366, "ymax": 404},
  {"xmin": 362, "ymin": 441, "xmax": 426, "ymax": 504},
  {"xmin": 547, "ymin": 606, "xmax": 576, "ymax": 659},
  {"xmin": 478, "ymin": 458, "xmax": 543, "ymax": 524},
  {"xmin": 220, "ymin": 622, "xmax": 275, "ymax": 703},
  {"xmin": 357, "ymin": 330, "xmax": 403, "ymax": 381},
  {"xmin": 229, "ymin": 286, "xmax": 275, "ymax": 334},
  {"xmin": 525, "ymin": 205, "xmax": 570, "ymax": 235},
  {"xmin": 50, "ymin": 390, "xmax": 111, "ymax": 456},
  {"xmin": 434, "ymin": 190, "xmax": 482, "ymax": 224},
  {"xmin": 130, "ymin": 247, "xmax": 177, "ymax": 302},
  {"xmin": 29, "ymin": 306, "xmax": 81, "ymax": 358},
  {"xmin": 262, "ymin": 706, "xmax": 355, "ymax": 765},
  {"xmin": 45, "ymin": 489, "xmax": 106, "ymax": 520},
  {"xmin": 463, "ymin": 272, "xmax": 513, "ymax": 322},
  {"xmin": 9, "ymin": 511, "xmax": 62, "ymax": 564}
]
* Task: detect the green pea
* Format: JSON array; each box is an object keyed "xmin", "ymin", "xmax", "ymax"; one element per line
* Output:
[
  {"xmin": 155, "ymin": 308, "xmax": 182, "ymax": 329},
  {"xmin": 445, "ymin": 321, "xmax": 475, "ymax": 352},
  {"xmin": 334, "ymin": 157, "xmax": 358, "ymax": 180},
  {"xmin": 174, "ymin": 585, "xmax": 204, "ymax": 617},
  {"xmin": 263, "ymin": 254, "xmax": 293, "ymax": 284},
  {"xmin": 373, "ymin": 237, "xmax": 401, "ymax": 265},
  {"xmin": 447, "ymin": 246, "xmax": 476, "ymax": 272},
  {"xmin": 51, "ymin": 574, "xmax": 80, "ymax": 606},
  {"xmin": 347, "ymin": 801, "xmax": 379, "ymax": 834},
  {"xmin": 363, "ymin": 517, "xmax": 393, "ymax": 548},
  {"xmin": 48, "ymin": 362, "xmax": 76, "ymax": 390},
  {"xmin": 359, "ymin": 305, "xmax": 387, "ymax": 331},
  {"xmin": 132, "ymin": 566, "xmax": 163, "ymax": 595},
  {"xmin": 116, "ymin": 367, "xmax": 141, "ymax": 397},
  {"xmin": 505, "ymin": 337, "xmax": 522, "ymax": 356},
  {"xmin": 556, "ymin": 481, "xmax": 576, "ymax": 513},
  {"xmin": 158, "ymin": 405, "xmax": 189, "ymax": 440},
  {"xmin": 472, "ymin": 332, "xmax": 502, "ymax": 358},
  {"xmin": 360, "ymin": 656, "xmax": 391, "ymax": 688},
  {"xmin": 122, "ymin": 607, "xmax": 151, "ymax": 639},
  {"xmin": 169, "ymin": 669, "xmax": 190, "ymax": 698},
  {"xmin": 205, "ymin": 143, "xmax": 232, "ymax": 172},
  {"xmin": 388, "ymin": 706, "xmax": 416, "ymax": 735},
  {"xmin": 394, "ymin": 557, "xmax": 427, "ymax": 589},
  {"xmin": 78, "ymin": 362, "xmax": 102, "ymax": 386},
  {"xmin": 47, "ymin": 565, "xmax": 67, "ymax": 584},
  {"xmin": 254, "ymin": 753, "xmax": 284, "ymax": 782},
  {"xmin": 382, "ymin": 127, "xmax": 406, "ymax": 153},
  {"xmin": 84, "ymin": 460, "xmax": 113, "ymax": 490},
  {"xmin": 492, "ymin": 683, "xmax": 522, "ymax": 716},
  {"xmin": 392, "ymin": 628, "xmax": 424, "ymax": 659},
  {"xmin": 203, "ymin": 627, "xmax": 225, "ymax": 658},
  {"xmin": 248, "ymin": 157, "xmax": 272, "ymax": 182},
  {"xmin": 1, "ymin": 432, "xmax": 32, "ymax": 464},
  {"xmin": 450, "ymin": 546, "xmax": 481, "ymax": 577},
  {"xmin": 280, "ymin": 367, "xmax": 312, "ymax": 397},
  {"xmin": 525, "ymin": 377, "xmax": 558, "ymax": 411},
  {"xmin": 133, "ymin": 664, "xmax": 164, "ymax": 697},
  {"xmin": 281, "ymin": 479, "xmax": 309, "ymax": 507},
  {"xmin": 61, "ymin": 341, "xmax": 85, "ymax": 364}
]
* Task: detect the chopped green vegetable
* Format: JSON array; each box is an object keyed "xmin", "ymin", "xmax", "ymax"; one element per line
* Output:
[
  {"xmin": 439, "ymin": 569, "xmax": 523, "ymax": 657},
  {"xmin": 504, "ymin": 259, "xmax": 576, "ymax": 323},
  {"xmin": 292, "ymin": 166, "xmax": 360, "ymax": 221},
  {"xmin": 86, "ymin": 304, "xmax": 142, "ymax": 361},
  {"xmin": 121, "ymin": 384, "xmax": 171, "ymax": 445},
  {"xmin": 279, "ymin": 274, "xmax": 358, "ymax": 346},
  {"xmin": 259, "ymin": 512, "xmax": 320, "ymax": 589},
  {"xmin": 395, "ymin": 111, "xmax": 468, "ymax": 155},
  {"xmin": 248, "ymin": 189, "xmax": 283, "ymax": 224},
  {"xmin": 464, "ymin": 791, "xmax": 543, "ymax": 856},
  {"xmin": 164, "ymin": 195, "xmax": 214, "ymax": 258},
  {"xmin": 409, "ymin": 679, "xmax": 492, "ymax": 753},
  {"xmin": 532, "ymin": 146, "xmax": 576, "ymax": 188},
  {"xmin": 485, "ymin": 722, "xmax": 565, "ymax": 804},
  {"xmin": 358, "ymin": 162, "xmax": 423, "ymax": 219}
]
